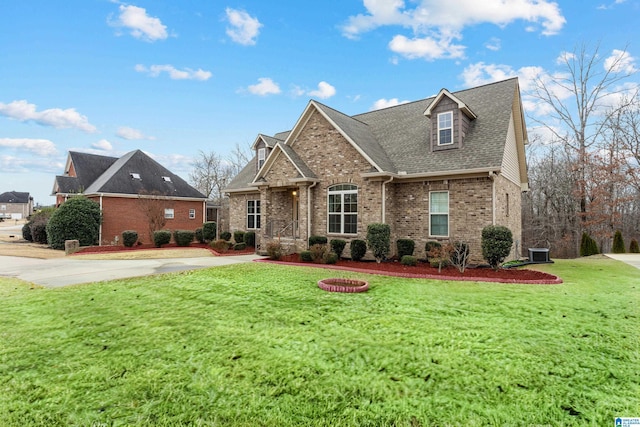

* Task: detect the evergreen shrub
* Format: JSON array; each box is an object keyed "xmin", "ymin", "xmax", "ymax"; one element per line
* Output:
[
  {"xmin": 481, "ymin": 225, "xmax": 513, "ymax": 270},
  {"xmin": 580, "ymin": 232, "xmax": 599, "ymax": 257},
  {"xmin": 308, "ymin": 235, "xmax": 328, "ymax": 246},
  {"xmin": 330, "ymin": 239, "xmax": 346, "ymax": 258},
  {"xmin": 153, "ymin": 230, "xmax": 172, "ymax": 248},
  {"xmin": 612, "ymin": 230, "xmax": 626, "ymax": 254},
  {"xmin": 397, "ymin": 238, "xmax": 415, "ymax": 258},
  {"xmin": 174, "ymin": 230, "xmax": 195, "ymax": 247},
  {"xmin": 367, "ymin": 223, "xmax": 391, "ymax": 263},
  {"xmin": 202, "ymin": 222, "xmax": 217, "ymax": 242},
  {"xmin": 350, "ymin": 239, "xmax": 367, "ymax": 261},
  {"xmin": 122, "ymin": 230, "xmax": 138, "ymax": 247},
  {"xmin": 46, "ymin": 197, "xmax": 101, "ymax": 250}
]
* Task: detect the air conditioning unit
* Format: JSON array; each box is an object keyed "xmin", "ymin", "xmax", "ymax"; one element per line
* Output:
[{"xmin": 528, "ymin": 248, "xmax": 550, "ymax": 263}]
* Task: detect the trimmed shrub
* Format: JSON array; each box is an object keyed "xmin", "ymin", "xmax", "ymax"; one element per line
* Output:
[
  {"xmin": 233, "ymin": 230, "xmax": 245, "ymax": 244},
  {"xmin": 233, "ymin": 242, "xmax": 247, "ymax": 251},
  {"xmin": 22, "ymin": 223, "xmax": 32, "ymax": 241},
  {"xmin": 30, "ymin": 221, "xmax": 49, "ymax": 244},
  {"xmin": 450, "ymin": 241, "xmax": 470, "ymax": 273},
  {"xmin": 309, "ymin": 244, "xmax": 328, "ymax": 263},
  {"xmin": 630, "ymin": 239, "xmax": 640, "ymax": 253},
  {"xmin": 300, "ymin": 250, "xmax": 313, "ymax": 262},
  {"xmin": 580, "ymin": 232, "xmax": 599, "ymax": 257},
  {"xmin": 350, "ymin": 239, "xmax": 367, "ymax": 261},
  {"xmin": 367, "ymin": 223, "xmax": 391, "ymax": 263},
  {"xmin": 612, "ymin": 230, "xmax": 626, "ymax": 254},
  {"xmin": 153, "ymin": 230, "xmax": 172, "ymax": 248},
  {"xmin": 425, "ymin": 241, "xmax": 442, "ymax": 262},
  {"xmin": 324, "ymin": 252, "xmax": 339, "ymax": 264},
  {"xmin": 266, "ymin": 241, "xmax": 283, "ymax": 260},
  {"xmin": 400, "ymin": 255, "xmax": 417, "ymax": 266},
  {"xmin": 330, "ymin": 239, "xmax": 346, "ymax": 258},
  {"xmin": 482, "ymin": 225, "xmax": 513, "ymax": 270},
  {"xmin": 309, "ymin": 235, "xmax": 328, "ymax": 247},
  {"xmin": 195, "ymin": 228, "xmax": 204, "ymax": 244},
  {"xmin": 220, "ymin": 231, "xmax": 232, "ymax": 241},
  {"xmin": 46, "ymin": 197, "xmax": 101, "ymax": 250},
  {"xmin": 202, "ymin": 222, "xmax": 217, "ymax": 242},
  {"xmin": 210, "ymin": 239, "xmax": 230, "ymax": 253},
  {"xmin": 122, "ymin": 230, "xmax": 138, "ymax": 247},
  {"xmin": 174, "ymin": 230, "xmax": 195, "ymax": 247},
  {"xmin": 397, "ymin": 238, "xmax": 415, "ymax": 258},
  {"xmin": 245, "ymin": 231, "xmax": 256, "ymax": 247}
]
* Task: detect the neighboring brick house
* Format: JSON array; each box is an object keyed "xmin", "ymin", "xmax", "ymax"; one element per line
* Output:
[
  {"xmin": 224, "ymin": 78, "xmax": 529, "ymax": 262},
  {"xmin": 0, "ymin": 191, "xmax": 33, "ymax": 220},
  {"xmin": 53, "ymin": 150, "xmax": 207, "ymax": 245}
]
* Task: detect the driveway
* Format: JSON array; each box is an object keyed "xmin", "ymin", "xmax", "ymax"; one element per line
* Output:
[{"xmin": 605, "ymin": 253, "xmax": 640, "ymax": 270}]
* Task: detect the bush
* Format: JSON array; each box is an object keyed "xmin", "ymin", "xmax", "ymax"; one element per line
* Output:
[
  {"xmin": 309, "ymin": 235, "xmax": 328, "ymax": 247},
  {"xmin": 220, "ymin": 231, "xmax": 232, "ymax": 241},
  {"xmin": 367, "ymin": 223, "xmax": 391, "ymax": 263},
  {"xmin": 330, "ymin": 239, "xmax": 346, "ymax": 258},
  {"xmin": 22, "ymin": 223, "xmax": 32, "ymax": 241},
  {"xmin": 202, "ymin": 222, "xmax": 217, "ymax": 242},
  {"xmin": 122, "ymin": 230, "xmax": 138, "ymax": 247},
  {"xmin": 425, "ymin": 241, "xmax": 442, "ymax": 262},
  {"xmin": 309, "ymin": 244, "xmax": 328, "ymax": 263},
  {"xmin": 173, "ymin": 230, "xmax": 195, "ymax": 247},
  {"xmin": 580, "ymin": 232, "xmax": 599, "ymax": 257},
  {"xmin": 612, "ymin": 230, "xmax": 626, "ymax": 254},
  {"xmin": 233, "ymin": 242, "xmax": 247, "ymax": 251},
  {"xmin": 30, "ymin": 221, "xmax": 49, "ymax": 244},
  {"xmin": 397, "ymin": 238, "xmax": 415, "ymax": 258},
  {"xmin": 245, "ymin": 231, "xmax": 256, "ymax": 247},
  {"xmin": 630, "ymin": 239, "xmax": 640, "ymax": 253},
  {"xmin": 350, "ymin": 239, "xmax": 367, "ymax": 261},
  {"xmin": 266, "ymin": 241, "xmax": 283, "ymax": 260},
  {"xmin": 450, "ymin": 241, "xmax": 470, "ymax": 273},
  {"xmin": 481, "ymin": 225, "xmax": 513, "ymax": 270},
  {"xmin": 400, "ymin": 255, "xmax": 417, "ymax": 266},
  {"xmin": 324, "ymin": 252, "xmax": 339, "ymax": 264},
  {"xmin": 300, "ymin": 250, "xmax": 313, "ymax": 262},
  {"xmin": 210, "ymin": 239, "xmax": 230, "ymax": 253},
  {"xmin": 195, "ymin": 228, "xmax": 204, "ymax": 244},
  {"xmin": 153, "ymin": 230, "xmax": 172, "ymax": 248},
  {"xmin": 46, "ymin": 197, "xmax": 101, "ymax": 250},
  {"xmin": 427, "ymin": 242, "xmax": 452, "ymax": 272},
  {"xmin": 233, "ymin": 230, "xmax": 245, "ymax": 244}
]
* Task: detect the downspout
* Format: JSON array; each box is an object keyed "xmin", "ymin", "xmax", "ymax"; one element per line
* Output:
[
  {"xmin": 99, "ymin": 194, "xmax": 103, "ymax": 246},
  {"xmin": 489, "ymin": 171, "xmax": 496, "ymax": 225},
  {"xmin": 381, "ymin": 176, "xmax": 394, "ymax": 223},
  {"xmin": 307, "ymin": 181, "xmax": 318, "ymax": 247}
]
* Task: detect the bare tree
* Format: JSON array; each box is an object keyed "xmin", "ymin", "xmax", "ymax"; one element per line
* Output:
[
  {"xmin": 228, "ymin": 142, "xmax": 252, "ymax": 177},
  {"xmin": 138, "ymin": 190, "xmax": 171, "ymax": 243},
  {"xmin": 189, "ymin": 150, "xmax": 232, "ymax": 202}
]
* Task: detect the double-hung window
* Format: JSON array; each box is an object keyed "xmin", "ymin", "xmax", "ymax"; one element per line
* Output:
[
  {"xmin": 429, "ymin": 191, "xmax": 449, "ymax": 237},
  {"xmin": 247, "ymin": 200, "xmax": 261, "ymax": 229},
  {"xmin": 437, "ymin": 112, "xmax": 453, "ymax": 145},
  {"xmin": 258, "ymin": 148, "xmax": 266, "ymax": 169},
  {"xmin": 164, "ymin": 208, "xmax": 175, "ymax": 219},
  {"xmin": 328, "ymin": 184, "xmax": 357, "ymax": 234},
  {"xmin": 189, "ymin": 209, "xmax": 196, "ymax": 219}
]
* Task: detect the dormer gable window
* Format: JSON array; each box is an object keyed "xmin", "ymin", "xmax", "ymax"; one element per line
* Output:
[
  {"xmin": 437, "ymin": 112, "xmax": 453, "ymax": 145},
  {"xmin": 258, "ymin": 148, "xmax": 266, "ymax": 169}
]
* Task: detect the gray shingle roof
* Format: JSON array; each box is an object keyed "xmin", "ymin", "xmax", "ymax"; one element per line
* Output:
[
  {"xmin": 0, "ymin": 191, "xmax": 30, "ymax": 203},
  {"xmin": 54, "ymin": 151, "xmax": 118, "ymax": 194}
]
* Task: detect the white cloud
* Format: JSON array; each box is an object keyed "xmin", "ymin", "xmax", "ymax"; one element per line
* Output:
[
  {"xmin": 225, "ymin": 8, "xmax": 262, "ymax": 45},
  {"xmin": 389, "ymin": 33, "xmax": 465, "ymax": 60},
  {"xmin": 485, "ymin": 37, "xmax": 501, "ymax": 51},
  {"xmin": 110, "ymin": 4, "xmax": 168, "ymax": 42},
  {"xmin": 116, "ymin": 126, "xmax": 155, "ymax": 140},
  {"xmin": 135, "ymin": 64, "xmax": 212, "ymax": 81},
  {"xmin": 308, "ymin": 82, "xmax": 337, "ymax": 99},
  {"xmin": 92, "ymin": 139, "xmax": 113, "ymax": 151},
  {"xmin": 247, "ymin": 78, "xmax": 281, "ymax": 96},
  {"xmin": 604, "ymin": 49, "xmax": 637, "ymax": 74},
  {"xmin": 0, "ymin": 138, "xmax": 57, "ymax": 156},
  {"xmin": 371, "ymin": 98, "xmax": 410, "ymax": 110},
  {"xmin": 0, "ymin": 100, "xmax": 97, "ymax": 133}
]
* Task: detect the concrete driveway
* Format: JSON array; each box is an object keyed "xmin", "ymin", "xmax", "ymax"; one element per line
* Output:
[
  {"xmin": 605, "ymin": 253, "xmax": 640, "ymax": 270},
  {"xmin": 0, "ymin": 253, "xmax": 261, "ymax": 288}
]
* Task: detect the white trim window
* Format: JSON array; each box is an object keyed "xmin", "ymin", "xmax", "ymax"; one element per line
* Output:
[
  {"xmin": 247, "ymin": 200, "xmax": 261, "ymax": 229},
  {"xmin": 437, "ymin": 112, "xmax": 453, "ymax": 145},
  {"xmin": 164, "ymin": 208, "xmax": 175, "ymax": 219},
  {"xmin": 258, "ymin": 148, "xmax": 266, "ymax": 169},
  {"xmin": 429, "ymin": 191, "xmax": 449, "ymax": 237},
  {"xmin": 328, "ymin": 184, "xmax": 358, "ymax": 235},
  {"xmin": 189, "ymin": 208, "xmax": 196, "ymax": 219}
]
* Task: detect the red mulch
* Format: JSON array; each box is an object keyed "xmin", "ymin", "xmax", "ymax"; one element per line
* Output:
[
  {"xmin": 74, "ymin": 243, "xmax": 257, "ymax": 256},
  {"xmin": 258, "ymin": 254, "xmax": 562, "ymax": 284}
]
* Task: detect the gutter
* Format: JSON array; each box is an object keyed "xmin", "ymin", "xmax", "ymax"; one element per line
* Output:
[
  {"xmin": 381, "ymin": 176, "xmax": 394, "ymax": 223},
  {"xmin": 99, "ymin": 194, "xmax": 103, "ymax": 246}
]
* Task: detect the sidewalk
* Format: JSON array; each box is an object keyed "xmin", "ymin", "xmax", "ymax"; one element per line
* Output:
[{"xmin": 605, "ymin": 253, "xmax": 640, "ymax": 270}]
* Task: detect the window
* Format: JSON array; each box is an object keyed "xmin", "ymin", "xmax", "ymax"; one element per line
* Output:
[
  {"xmin": 429, "ymin": 191, "xmax": 449, "ymax": 237},
  {"xmin": 437, "ymin": 112, "xmax": 453, "ymax": 145},
  {"xmin": 258, "ymin": 148, "xmax": 266, "ymax": 169},
  {"xmin": 164, "ymin": 208, "xmax": 174, "ymax": 219},
  {"xmin": 162, "ymin": 176, "xmax": 172, "ymax": 182},
  {"xmin": 0, "ymin": 205, "xmax": 5, "ymax": 211},
  {"xmin": 130, "ymin": 172, "xmax": 141, "ymax": 180},
  {"xmin": 247, "ymin": 200, "xmax": 261, "ymax": 229},
  {"xmin": 328, "ymin": 184, "xmax": 358, "ymax": 234},
  {"xmin": 189, "ymin": 209, "xmax": 196, "ymax": 219}
]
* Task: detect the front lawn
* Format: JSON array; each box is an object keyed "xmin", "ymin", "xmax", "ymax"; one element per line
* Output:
[{"xmin": 1, "ymin": 257, "xmax": 638, "ymax": 426}]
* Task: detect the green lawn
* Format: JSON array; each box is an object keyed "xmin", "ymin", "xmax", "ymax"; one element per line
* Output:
[{"xmin": 1, "ymin": 257, "xmax": 638, "ymax": 426}]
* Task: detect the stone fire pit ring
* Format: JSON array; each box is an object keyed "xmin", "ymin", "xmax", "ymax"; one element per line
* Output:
[{"xmin": 317, "ymin": 278, "xmax": 369, "ymax": 293}]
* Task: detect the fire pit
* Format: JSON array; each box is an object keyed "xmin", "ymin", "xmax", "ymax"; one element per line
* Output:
[{"xmin": 317, "ymin": 278, "xmax": 369, "ymax": 293}]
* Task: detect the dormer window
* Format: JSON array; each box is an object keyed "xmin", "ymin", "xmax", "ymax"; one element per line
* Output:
[
  {"xmin": 130, "ymin": 173, "xmax": 141, "ymax": 180},
  {"xmin": 437, "ymin": 112, "xmax": 453, "ymax": 145},
  {"xmin": 258, "ymin": 148, "xmax": 266, "ymax": 169}
]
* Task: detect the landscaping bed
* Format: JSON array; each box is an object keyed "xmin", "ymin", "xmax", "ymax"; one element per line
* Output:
[{"xmin": 75, "ymin": 243, "xmax": 256, "ymax": 256}]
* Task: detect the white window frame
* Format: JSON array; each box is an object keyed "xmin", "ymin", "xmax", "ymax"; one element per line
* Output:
[
  {"xmin": 164, "ymin": 208, "xmax": 175, "ymax": 219},
  {"xmin": 429, "ymin": 191, "xmax": 449, "ymax": 237},
  {"xmin": 247, "ymin": 200, "xmax": 261, "ymax": 229},
  {"xmin": 258, "ymin": 148, "xmax": 266, "ymax": 170},
  {"xmin": 189, "ymin": 208, "xmax": 196, "ymax": 219},
  {"xmin": 327, "ymin": 184, "xmax": 358, "ymax": 235},
  {"xmin": 437, "ymin": 111, "xmax": 453, "ymax": 145}
]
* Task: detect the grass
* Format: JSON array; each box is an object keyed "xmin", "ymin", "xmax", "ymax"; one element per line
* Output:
[{"xmin": 1, "ymin": 256, "xmax": 638, "ymax": 426}]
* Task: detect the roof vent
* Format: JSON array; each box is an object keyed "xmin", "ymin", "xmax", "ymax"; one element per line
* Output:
[
  {"xmin": 130, "ymin": 173, "xmax": 141, "ymax": 180},
  {"xmin": 162, "ymin": 176, "xmax": 172, "ymax": 182}
]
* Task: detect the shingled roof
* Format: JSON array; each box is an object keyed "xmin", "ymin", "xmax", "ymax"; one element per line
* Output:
[{"xmin": 0, "ymin": 191, "xmax": 30, "ymax": 204}]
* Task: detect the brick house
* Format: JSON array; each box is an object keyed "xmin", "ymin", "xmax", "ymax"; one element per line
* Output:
[
  {"xmin": 224, "ymin": 78, "xmax": 529, "ymax": 262},
  {"xmin": 0, "ymin": 191, "xmax": 34, "ymax": 220},
  {"xmin": 53, "ymin": 150, "xmax": 207, "ymax": 245}
]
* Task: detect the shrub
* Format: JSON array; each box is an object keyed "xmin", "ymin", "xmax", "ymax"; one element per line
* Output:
[
  {"xmin": 427, "ymin": 242, "xmax": 452, "ymax": 272},
  {"xmin": 400, "ymin": 255, "xmax": 417, "ymax": 266},
  {"xmin": 266, "ymin": 241, "xmax": 283, "ymax": 260},
  {"xmin": 233, "ymin": 242, "xmax": 247, "ymax": 251},
  {"xmin": 244, "ymin": 231, "xmax": 256, "ymax": 247},
  {"xmin": 153, "ymin": 230, "xmax": 172, "ymax": 248},
  {"xmin": 210, "ymin": 239, "xmax": 230, "ymax": 253},
  {"xmin": 481, "ymin": 225, "xmax": 513, "ymax": 270},
  {"xmin": 122, "ymin": 230, "xmax": 138, "ymax": 247},
  {"xmin": 367, "ymin": 223, "xmax": 391, "ymax": 263},
  {"xmin": 450, "ymin": 241, "xmax": 470, "ymax": 273},
  {"xmin": 202, "ymin": 222, "xmax": 217, "ymax": 242},
  {"xmin": 324, "ymin": 252, "xmax": 339, "ymax": 264},
  {"xmin": 233, "ymin": 230, "xmax": 245, "ymax": 244},
  {"xmin": 580, "ymin": 232, "xmax": 599, "ymax": 257},
  {"xmin": 220, "ymin": 231, "xmax": 232, "ymax": 241},
  {"xmin": 330, "ymin": 239, "xmax": 346, "ymax": 258},
  {"xmin": 300, "ymin": 250, "xmax": 313, "ymax": 262},
  {"xmin": 30, "ymin": 220, "xmax": 49, "ymax": 244},
  {"xmin": 612, "ymin": 230, "xmax": 626, "ymax": 254},
  {"xmin": 425, "ymin": 241, "xmax": 441, "ymax": 262},
  {"xmin": 174, "ymin": 230, "xmax": 195, "ymax": 247},
  {"xmin": 22, "ymin": 223, "xmax": 32, "ymax": 241},
  {"xmin": 46, "ymin": 197, "xmax": 101, "ymax": 250},
  {"xmin": 309, "ymin": 244, "xmax": 328, "ymax": 263},
  {"xmin": 630, "ymin": 239, "xmax": 640, "ymax": 253},
  {"xmin": 350, "ymin": 239, "xmax": 367, "ymax": 261},
  {"xmin": 397, "ymin": 238, "xmax": 415, "ymax": 258},
  {"xmin": 309, "ymin": 235, "xmax": 328, "ymax": 247},
  {"xmin": 195, "ymin": 228, "xmax": 204, "ymax": 244}
]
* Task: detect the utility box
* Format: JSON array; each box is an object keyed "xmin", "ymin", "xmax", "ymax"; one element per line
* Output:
[{"xmin": 528, "ymin": 248, "xmax": 550, "ymax": 263}]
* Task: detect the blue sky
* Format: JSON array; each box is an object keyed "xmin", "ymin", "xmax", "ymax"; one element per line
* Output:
[{"xmin": 1, "ymin": 0, "xmax": 639, "ymax": 205}]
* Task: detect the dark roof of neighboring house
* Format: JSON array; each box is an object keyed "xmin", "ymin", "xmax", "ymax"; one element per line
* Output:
[{"xmin": 0, "ymin": 191, "xmax": 30, "ymax": 203}]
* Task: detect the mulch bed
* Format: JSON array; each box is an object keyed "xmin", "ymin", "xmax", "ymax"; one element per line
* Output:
[
  {"xmin": 75, "ymin": 243, "xmax": 257, "ymax": 256},
  {"xmin": 258, "ymin": 253, "xmax": 562, "ymax": 284}
]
